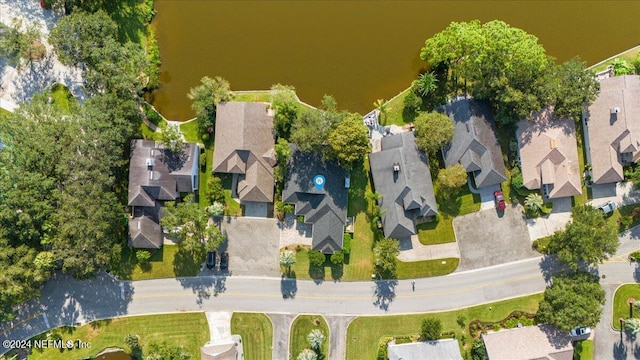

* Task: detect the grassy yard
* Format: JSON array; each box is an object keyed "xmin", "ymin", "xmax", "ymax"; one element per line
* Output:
[
  {"xmin": 29, "ymin": 313, "xmax": 208, "ymax": 360},
  {"xmin": 234, "ymin": 90, "xmax": 271, "ymax": 103},
  {"xmin": 396, "ymin": 258, "xmax": 459, "ymax": 278},
  {"xmin": 51, "ymin": 83, "xmax": 75, "ymax": 114},
  {"xmin": 381, "ymin": 88, "xmax": 413, "ymax": 126},
  {"xmin": 612, "ymin": 284, "xmax": 640, "ymax": 330},
  {"xmin": 573, "ymin": 119, "xmax": 592, "ymax": 206},
  {"xmin": 290, "ymin": 315, "xmax": 330, "ymax": 360},
  {"xmin": 231, "ymin": 312, "xmax": 273, "ymax": 360},
  {"xmin": 112, "ymin": 245, "xmax": 200, "ymax": 280},
  {"xmin": 574, "ymin": 339, "xmax": 594, "ymax": 360},
  {"xmin": 590, "ymin": 46, "xmax": 640, "ymax": 73},
  {"xmin": 179, "ymin": 119, "xmax": 200, "ymax": 143},
  {"xmin": 418, "ymin": 186, "xmax": 480, "ymax": 245},
  {"xmin": 346, "ymin": 293, "xmax": 543, "ymax": 359},
  {"xmin": 605, "ymin": 204, "xmax": 640, "ymax": 233},
  {"xmin": 220, "ymin": 174, "xmax": 243, "ymax": 216}
]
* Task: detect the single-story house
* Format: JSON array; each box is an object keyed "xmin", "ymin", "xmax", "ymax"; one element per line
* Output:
[
  {"xmin": 387, "ymin": 338, "xmax": 463, "ymax": 360},
  {"xmin": 585, "ymin": 75, "xmax": 640, "ymax": 184},
  {"xmin": 212, "ymin": 101, "xmax": 276, "ymax": 204},
  {"xmin": 440, "ymin": 99, "xmax": 507, "ymax": 188},
  {"xmin": 482, "ymin": 325, "xmax": 573, "ymax": 360},
  {"xmin": 128, "ymin": 139, "xmax": 199, "ymax": 249},
  {"xmin": 516, "ymin": 108, "xmax": 582, "ymax": 199},
  {"xmin": 282, "ymin": 148, "xmax": 349, "ymax": 254},
  {"xmin": 369, "ymin": 132, "xmax": 437, "ymax": 238}
]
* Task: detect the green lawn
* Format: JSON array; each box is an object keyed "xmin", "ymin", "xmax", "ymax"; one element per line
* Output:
[
  {"xmin": 220, "ymin": 174, "xmax": 243, "ymax": 216},
  {"xmin": 590, "ymin": 46, "xmax": 640, "ymax": 73},
  {"xmin": 231, "ymin": 312, "xmax": 273, "ymax": 360},
  {"xmin": 51, "ymin": 83, "xmax": 75, "ymax": 114},
  {"xmin": 574, "ymin": 339, "xmax": 594, "ymax": 360},
  {"xmin": 396, "ymin": 258, "xmax": 459, "ymax": 278},
  {"xmin": 613, "ymin": 284, "xmax": 640, "ymax": 330},
  {"xmin": 573, "ymin": 119, "xmax": 592, "ymax": 206},
  {"xmin": 290, "ymin": 315, "xmax": 330, "ymax": 360},
  {"xmin": 435, "ymin": 185, "xmax": 481, "ymax": 218},
  {"xmin": 418, "ymin": 186, "xmax": 480, "ymax": 245},
  {"xmin": 29, "ymin": 313, "xmax": 208, "ymax": 360},
  {"xmin": 381, "ymin": 88, "xmax": 413, "ymax": 126},
  {"xmin": 606, "ymin": 205, "xmax": 640, "ymax": 233},
  {"xmin": 233, "ymin": 90, "xmax": 271, "ymax": 103},
  {"xmin": 346, "ymin": 293, "xmax": 543, "ymax": 359},
  {"xmin": 179, "ymin": 119, "xmax": 200, "ymax": 143},
  {"xmin": 112, "ymin": 244, "xmax": 200, "ymax": 280}
]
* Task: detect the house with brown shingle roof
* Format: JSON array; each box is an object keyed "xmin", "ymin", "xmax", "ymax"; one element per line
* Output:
[
  {"xmin": 128, "ymin": 139, "xmax": 200, "ymax": 249},
  {"xmin": 212, "ymin": 102, "xmax": 276, "ymax": 204},
  {"xmin": 516, "ymin": 108, "xmax": 582, "ymax": 199},
  {"xmin": 482, "ymin": 325, "xmax": 573, "ymax": 360},
  {"xmin": 585, "ymin": 75, "xmax": 640, "ymax": 184}
]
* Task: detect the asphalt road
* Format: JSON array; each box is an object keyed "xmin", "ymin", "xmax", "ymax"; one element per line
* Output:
[{"xmin": 2, "ymin": 227, "xmax": 640, "ymax": 359}]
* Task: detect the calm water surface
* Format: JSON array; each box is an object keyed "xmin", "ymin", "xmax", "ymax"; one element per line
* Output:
[{"xmin": 150, "ymin": 1, "xmax": 640, "ymax": 120}]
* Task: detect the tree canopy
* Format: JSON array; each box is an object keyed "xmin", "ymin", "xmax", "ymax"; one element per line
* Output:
[
  {"xmin": 547, "ymin": 205, "xmax": 619, "ymax": 270},
  {"xmin": 536, "ymin": 271, "xmax": 605, "ymax": 330},
  {"xmin": 187, "ymin": 76, "xmax": 233, "ymax": 137},
  {"xmin": 271, "ymin": 84, "xmax": 299, "ymax": 140},
  {"xmin": 327, "ymin": 114, "xmax": 370, "ymax": 168},
  {"xmin": 413, "ymin": 111, "xmax": 454, "ymax": 154},
  {"xmin": 373, "ymin": 238, "xmax": 400, "ymax": 279}
]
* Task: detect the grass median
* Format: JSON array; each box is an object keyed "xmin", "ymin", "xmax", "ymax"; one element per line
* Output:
[{"xmin": 231, "ymin": 312, "xmax": 273, "ymax": 360}]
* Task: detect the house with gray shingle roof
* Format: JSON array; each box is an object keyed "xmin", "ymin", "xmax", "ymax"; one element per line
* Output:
[
  {"xmin": 212, "ymin": 101, "xmax": 276, "ymax": 203},
  {"xmin": 482, "ymin": 325, "xmax": 573, "ymax": 360},
  {"xmin": 128, "ymin": 139, "xmax": 200, "ymax": 249},
  {"xmin": 283, "ymin": 149, "xmax": 349, "ymax": 254},
  {"xmin": 440, "ymin": 99, "xmax": 507, "ymax": 188},
  {"xmin": 516, "ymin": 108, "xmax": 582, "ymax": 199},
  {"xmin": 584, "ymin": 75, "xmax": 640, "ymax": 184},
  {"xmin": 387, "ymin": 339, "xmax": 463, "ymax": 360},
  {"xmin": 369, "ymin": 132, "xmax": 437, "ymax": 239}
]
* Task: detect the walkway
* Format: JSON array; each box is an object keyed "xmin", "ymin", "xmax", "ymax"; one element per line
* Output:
[{"xmin": 0, "ymin": 0, "xmax": 86, "ymax": 107}]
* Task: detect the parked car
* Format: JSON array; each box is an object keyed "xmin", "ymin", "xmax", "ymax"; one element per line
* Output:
[
  {"xmin": 597, "ymin": 201, "xmax": 616, "ymax": 215},
  {"xmin": 494, "ymin": 190, "xmax": 506, "ymax": 211},
  {"xmin": 570, "ymin": 326, "xmax": 591, "ymax": 337},
  {"xmin": 206, "ymin": 251, "xmax": 216, "ymax": 270},
  {"xmin": 220, "ymin": 252, "xmax": 229, "ymax": 270}
]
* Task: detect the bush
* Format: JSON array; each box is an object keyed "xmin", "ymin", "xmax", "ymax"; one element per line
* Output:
[
  {"xmin": 342, "ymin": 233, "xmax": 352, "ymax": 254},
  {"xmin": 308, "ymin": 250, "xmax": 326, "ymax": 267},
  {"xmin": 330, "ymin": 252, "xmax": 344, "ymax": 265},
  {"xmin": 403, "ymin": 91, "xmax": 422, "ymax": 115},
  {"xmin": 471, "ymin": 338, "xmax": 488, "ymax": 360},
  {"xmin": 136, "ymin": 250, "xmax": 151, "ymax": 264},
  {"xmin": 421, "ymin": 317, "xmax": 442, "ymax": 340},
  {"xmin": 199, "ymin": 153, "xmax": 207, "ymax": 171},
  {"xmin": 208, "ymin": 176, "xmax": 225, "ymax": 204},
  {"xmin": 630, "ymin": 251, "xmax": 640, "ymax": 262}
]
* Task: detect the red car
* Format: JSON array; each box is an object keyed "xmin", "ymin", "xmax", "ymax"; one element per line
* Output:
[{"xmin": 494, "ymin": 190, "xmax": 506, "ymax": 211}]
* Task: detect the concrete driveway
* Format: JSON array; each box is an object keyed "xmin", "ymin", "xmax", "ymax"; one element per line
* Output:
[
  {"xmin": 453, "ymin": 204, "xmax": 537, "ymax": 271},
  {"xmin": 220, "ymin": 216, "xmax": 280, "ymax": 276}
]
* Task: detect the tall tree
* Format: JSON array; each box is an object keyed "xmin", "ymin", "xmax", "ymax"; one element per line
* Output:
[
  {"xmin": 421, "ymin": 318, "xmax": 442, "ymax": 340},
  {"xmin": 413, "ymin": 111, "xmax": 454, "ymax": 154},
  {"xmin": 436, "ymin": 164, "xmax": 468, "ymax": 199},
  {"xmin": 547, "ymin": 205, "xmax": 619, "ymax": 270},
  {"xmin": 326, "ymin": 114, "xmax": 370, "ymax": 168},
  {"xmin": 187, "ymin": 76, "xmax": 233, "ymax": 136},
  {"xmin": 414, "ymin": 72, "xmax": 438, "ymax": 97},
  {"xmin": 373, "ymin": 238, "xmax": 400, "ymax": 279},
  {"xmin": 536, "ymin": 271, "xmax": 605, "ymax": 330},
  {"xmin": 270, "ymin": 84, "xmax": 299, "ymax": 140},
  {"xmin": 307, "ymin": 329, "xmax": 326, "ymax": 350},
  {"xmin": 279, "ymin": 250, "xmax": 297, "ymax": 275},
  {"xmin": 160, "ymin": 125, "xmax": 184, "ymax": 153},
  {"xmin": 543, "ymin": 58, "xmax": 599, "ymax": 121}
]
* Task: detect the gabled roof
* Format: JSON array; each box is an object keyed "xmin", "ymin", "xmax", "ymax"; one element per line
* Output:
[
  {"xmin": 482, "ymin": 325, "xmax": 573, "ymax": 360},
  {"xmin": 127, "ymin": 139, "xmax": 199, "ymax": 248},
  {"xmin": 440, "ymin": 99, "xmax": 507, "ymax": 188},
  {"xmin": 586, "ymin": 75, "xmax": 640, "ymax": 184},
  {"xmin": 369, "ymin": 132, "xmax": 438, "ymax": 238},
  {"xmin": 516, "ymin": 108, "xmax": 582, "ymax": 199},
  {"xmin": 387, "ymin": 339, "xmax": 463, "ymax": 360},
  {"xmin": 282, "ymin": 149, "xmax": 349, "ymax": 253},
  {"xmin": 212, "ymin": 102, "xmax": 275, "ymax": 202}
]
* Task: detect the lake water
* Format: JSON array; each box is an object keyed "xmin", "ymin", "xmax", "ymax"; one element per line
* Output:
[{"xmin": 149, "ymin": 1, "xmax": 640, "ymax": 120}]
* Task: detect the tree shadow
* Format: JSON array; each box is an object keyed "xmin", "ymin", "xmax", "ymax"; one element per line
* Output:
[
  {"xmin": 174, "ymin": 276, "xmax": 215, "ymax": 307},
  {"xmin": 538, "ymin": 255, "xmax": 563, "ymax": 283},
  {"xmin": 281, "ymin": 276, "xmax": 297, "ymax": 299},
  {"xmin": 614, "ymin": 340, "xmax": 627, "ymax": 360},
  {"xmin": 372, "ymin": 280, "xmax": 398, "ymax": 312},
  {"xmin": 309, "ymin": 265, "xmax": 325, "ymax": 285},
  {"xmin": 330, "ymin": 263, "xmax": 343, "ymax": 281}
]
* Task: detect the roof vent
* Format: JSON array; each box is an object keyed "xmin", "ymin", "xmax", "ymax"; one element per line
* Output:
[
  {"xmin": 611, "ymin": 107, "xmax": 621, "ymax": 114},
  {"xmin": 393, "ymin": 162, "xmax": 401, "ymax": 172}
]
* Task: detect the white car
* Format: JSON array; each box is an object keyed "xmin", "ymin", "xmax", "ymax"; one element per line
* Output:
[
  {"xmin": 597, "ymin": 201, "xmax": 616, "ymax": 215},
  {"xmin": 570, "ymin": 326, "xmax": 591, "ymax": 337}
]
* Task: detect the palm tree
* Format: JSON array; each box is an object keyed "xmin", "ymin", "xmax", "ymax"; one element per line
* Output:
[
  {"xmin": 373, "ymin": 99, "xmax": 386, "ymax": 125},
  {"xmin": 524, "ymin": 193, "xmax": 544, "ymax": 214},
  {"xmin": 279, "ymin": 250, "xmax": 297, "ymax": 276},
  {"xmin": 307, "ymin": 329, "xmax": 326, "ymax": 350},
  {"xmin": 625, "ymin": 318, "xmax": 640, "ymax": 334},
  {"xmin": 415, "ymin": 72, "xmax": 438, "ymax": 97}
]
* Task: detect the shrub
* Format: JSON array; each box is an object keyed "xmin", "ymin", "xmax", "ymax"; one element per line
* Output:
[
  {"xmin": 421, "ymin": 317, "xmax": 442, "ymax": 340},
  {"xmin": 621, "ymin": 215, "xmax": 634, "ymax": 230},
  {"xmin": 201, "ymin": 133, "xmax": 210, "ymax": 142},
  {"xmin": 208, "ymin": 176, "xmax": 225, "ymax": 204},
  {"xmin": 199, "ymin": 153, "xmax": 207, "ymax": 171},
  {"xmin": 342, "ymin": 233, "xmax": 352, "ymax": 254},
  {"xmin": 308, "ymin": 250, "xmax": 326, "ymax": 267},
  {"xmin": 403, "ymin": 91, "xmax": 422, "ymax": 115},
  {"xmin": 330, "ymin": 252, "xmax": 344, "ymax": 265},
  {"xmin": 630, "ymin": 251, "xmax": 640, "ymax": 262},
  {"xmin": 471, "ymin": 338, "xmax": 488, "ymax": 360}
]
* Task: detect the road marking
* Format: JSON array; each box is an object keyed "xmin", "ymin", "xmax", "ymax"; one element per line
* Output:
[
  {"xmin": 131, "ymin": 272, "xmax": 543, "ymax": 302},
  {"xmin": 0, "ymin": 313, "xmax": 42, "ymax": 336}
]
